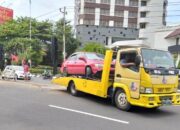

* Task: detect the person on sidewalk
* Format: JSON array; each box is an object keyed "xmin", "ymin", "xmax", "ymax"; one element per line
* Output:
[{"xmin": 23, "ymin": 61, "xmax": 29, "ymax": 81}]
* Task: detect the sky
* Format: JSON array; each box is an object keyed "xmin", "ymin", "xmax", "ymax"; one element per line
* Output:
[
  {"xmin": 0, "ymin": 0, "xmax": 75, "ymax": 24},
  {"xmin": 0, "ymin": 0, "xmax": 180, "ymax": 26}
]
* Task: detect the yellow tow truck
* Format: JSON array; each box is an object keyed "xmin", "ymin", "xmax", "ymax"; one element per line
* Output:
[{"xmin": 52, "ymin": 47, "xmax": 180, "ymax": 111}]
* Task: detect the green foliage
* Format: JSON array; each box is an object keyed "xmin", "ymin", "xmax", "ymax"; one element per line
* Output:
[
  {"xmin": 35, "ymin": 65, "xmax": 53, "ymax": 70},
  {"xmin": 55, "ymin": 19, "xmax": 80, "ymax": 62},
  {"xmin": 30, "ymin": 68, "xmax": 44, "ymax": 74},
  {"xmin": 30, "ymin": 65, "xmax": 52, "ymax": 74},
  {"xmin": 0, "ymin": 17, "xmax": 53, "ymax": 66},
  {"xmin": 0, "ymin": 17, "xmax": 79, "ymax": 66},
  {"xmin": 80, "ymin": 42, "xmax": 107, "ymax": 54}
]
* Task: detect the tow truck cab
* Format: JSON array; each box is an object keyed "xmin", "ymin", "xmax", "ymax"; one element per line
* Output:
[{"xmin": 113, "ymin": 47, "xmax": 180, "ymax": 110}]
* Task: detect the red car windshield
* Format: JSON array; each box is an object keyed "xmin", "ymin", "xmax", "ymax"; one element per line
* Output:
[{"xmin": 85, "ymin": 53, "xmax": 104, "ymax": 60}]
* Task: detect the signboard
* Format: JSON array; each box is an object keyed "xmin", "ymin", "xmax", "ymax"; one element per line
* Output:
[{"xmin": 0, "ymin": 6, "xmax": 13, "ymax": 24}]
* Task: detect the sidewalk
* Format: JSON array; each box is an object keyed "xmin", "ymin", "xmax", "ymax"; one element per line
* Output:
[{"xmin": 16, "ymin": 77, "xmax": 64, "ymax": 90}]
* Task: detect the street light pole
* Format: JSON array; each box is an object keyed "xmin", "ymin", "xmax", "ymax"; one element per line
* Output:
[
  {"xmin": 29, "ymin": 0, "xmax": 32, "ymax": 40},
  {"xmin": 59, "ymin": 7, "xmax": 67, "ymax": 61},
  {"xmin": 29, "ymin": 0, "xmax": 32, "ymax": 68}
]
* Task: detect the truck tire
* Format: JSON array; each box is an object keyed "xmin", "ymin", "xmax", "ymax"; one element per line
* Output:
[
  {"xmin": 69, "ymin": 82, "xmax": 79, "ymax": 96},
  {"xmin": 115, "ymin": 89, "xmax": 131, "ymax": 111}
]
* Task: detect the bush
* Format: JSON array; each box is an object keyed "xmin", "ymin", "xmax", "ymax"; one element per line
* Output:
[
  {"xmin": 30, "ymin": 65, "xmax": 53, "ymax": 74},
  {"xmin": 35, "ymin": 65, "xmax": 53, "ymax": 70},
  {"xmin": 30, "ymin": 68, "xmax": 44, "ymax": 74}
]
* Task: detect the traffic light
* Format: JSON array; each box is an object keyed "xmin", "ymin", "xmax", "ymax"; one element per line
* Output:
[
  {"xmin": 0, "ymin": 44, "xmax": 4, "ymax": 70},
  {"xmin": 51, "ymin": 36, "xmax": 58, "ymax": 75}
]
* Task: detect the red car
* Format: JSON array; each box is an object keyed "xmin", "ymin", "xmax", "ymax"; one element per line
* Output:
[{"xmin": 61, "ymin": 52, "xmax": 105, "ymax": 76}]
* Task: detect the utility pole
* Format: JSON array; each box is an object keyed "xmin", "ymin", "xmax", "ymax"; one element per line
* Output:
[
  {"xmin": 29, "ymin": 0, "xmax": 32, "ymax": 40},
  {"xmin": 29, "ymin": 0, "xmax": 32, "ymax": 68},
  {"xmin": 59, "ymin": 7, "xmax": 67, "ymax": 61}
]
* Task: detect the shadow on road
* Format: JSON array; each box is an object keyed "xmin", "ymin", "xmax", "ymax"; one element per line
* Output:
[
  {"xmin": 54, "ymin": 89, "xmax": 112, "ymax": 106},
  {"xmin": 128, "ymin": 106, "xmax": 177, "ymax": 118},
  {"xmin": 53, "ymin": 89, "xmax": 178, "ymax": 118}
]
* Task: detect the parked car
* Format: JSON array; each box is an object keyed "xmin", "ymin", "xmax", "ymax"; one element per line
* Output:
[
  {"xmin": 60, "ymin": 52, "xmax": 114, "ymax": 77},
  {"xmin": 1, "ymin": 65, "xmax": 31, "ymax": 80}
]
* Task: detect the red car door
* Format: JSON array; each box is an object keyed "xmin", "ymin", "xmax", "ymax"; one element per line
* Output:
[
  {"xmin": 75, "ymin": 53, "xmax": 86, "ymax": 74},
  {"xmin": 66, "ymin": 54, "xmax": 77, "ymax": 74}
]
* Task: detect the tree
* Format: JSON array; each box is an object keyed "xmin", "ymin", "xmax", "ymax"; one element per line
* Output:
[
  {"xmin": 80, "ymin": 42, "xmax": 107, "ymax": 54},
  {"xmin": 4, "ymin": 38, "xmax": 46, "ymax": 65},
  {"xmin": 0, "ymin": 17, "xmax": 79, "ymax": 66},
  {"xmin": 0, "ymin": 17, "xmax": 52, "ymax": 66},
  {"xmin": 55, "ymin": 19, "xmax": 80, "ymax": 63}
]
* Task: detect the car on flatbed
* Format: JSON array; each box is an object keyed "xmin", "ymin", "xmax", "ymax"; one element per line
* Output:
[{"xmin": 61, "ymin": 52, "xmax": 106, "ymax": 77}]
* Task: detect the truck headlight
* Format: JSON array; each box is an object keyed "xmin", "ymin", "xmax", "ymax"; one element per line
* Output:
[
  {"xmin": 145, "ymin": 88, "xmax": 153, "ymax": 94},
  {"xmin": 140, "ymin": 87, "xmax": 153, "ymax": 94}
]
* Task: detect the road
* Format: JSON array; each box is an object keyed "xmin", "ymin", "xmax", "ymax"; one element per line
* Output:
[{"xmin": 0, "ymin": 79, "xmax": 180, "ymax": 130}]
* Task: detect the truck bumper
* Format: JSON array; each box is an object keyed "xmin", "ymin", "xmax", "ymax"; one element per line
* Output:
[{"xmin": 130, "ymin": 93, "xmax": 180, "ymax": 108}]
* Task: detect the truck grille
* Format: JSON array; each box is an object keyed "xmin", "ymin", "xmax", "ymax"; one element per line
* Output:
[
  {"xmin": 159, "ymin": 96, "xmax": 172, "ymax": 101},
  {"xmin": 154, "ymin": 87, "xmax": 173, "ymax": 94}
]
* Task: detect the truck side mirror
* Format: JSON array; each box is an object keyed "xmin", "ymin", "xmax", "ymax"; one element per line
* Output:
[{"xmin": 135, "ymin": 55, "xmax": 141, "ymax": 66}]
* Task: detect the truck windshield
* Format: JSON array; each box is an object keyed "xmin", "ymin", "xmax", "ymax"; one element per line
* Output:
[{"xmin": 141, "ymin": 48, "xmax": 174, "ymax": 69}]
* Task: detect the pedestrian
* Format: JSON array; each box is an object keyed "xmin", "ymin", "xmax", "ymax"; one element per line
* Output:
[{"xmin": 23, "ymin": 61, "xmax": 29, "ymax": 81}]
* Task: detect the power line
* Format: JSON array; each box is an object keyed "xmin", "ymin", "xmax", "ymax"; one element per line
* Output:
[{"xmin": 34, "ymin": 9, "xmax": 59, "ymax": 19}]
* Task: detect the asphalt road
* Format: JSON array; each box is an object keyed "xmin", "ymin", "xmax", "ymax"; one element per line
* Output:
[{"xmin": 0, "ymin": 79, "xmax": 180, "ymax": 130}]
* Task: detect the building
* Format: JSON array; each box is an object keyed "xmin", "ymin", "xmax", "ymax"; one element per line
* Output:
[
  {"xmin": 153, "ymin": 26, "xmax": 180, "ymax": 51},
  {"xmin": 138, "ymin": 0, "xmax": 168, "ymax": 47},
  {"xmin": 0, "ymin": 6, "xmax": 13, "ymax": 24},
  {"xmin": 75, "ymin": 0, "xmax": 139, "ymax": 46}
]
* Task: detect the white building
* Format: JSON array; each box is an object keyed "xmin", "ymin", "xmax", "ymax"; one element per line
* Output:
[
  {"xmin": 153, "ymin": 25, "xmax": 180, "ymax": 51},
  {"xmin": 138, "ymin": 0, "xmax": 168, "ymax": 48}
]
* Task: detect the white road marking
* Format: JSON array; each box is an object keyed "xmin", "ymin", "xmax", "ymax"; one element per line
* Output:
[{"xmin": 48, "ymin": 105, "xmax": 129, "ymax": 124}]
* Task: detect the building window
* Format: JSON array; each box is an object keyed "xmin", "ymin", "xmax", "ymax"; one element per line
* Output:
[
  {"xmin": 140, "ymin": 23, "xmax": 146, "ymax": 29},
  {"xmin": 176, "ymin": 38, "xmax": 179, "ymax": 45},
  {"xmin": 129, "ymin": 0, "xmax": 138, "ymax": 7},
  {"xmin": 101, "ymin": 0, "xmax": 110, "ymax": 4},
  {"xmin": 115, "ymin": 10, "xmax": 124, "ymax": 17},
  {"xmin": 115, "ymin": 0, "xmax": 125, "ymax": 5},
  {"xmin": 84, "ymin": 20, "xmax": 95, "ymax": 25},
  {"xmin": 141, "ymin": 1, "xmax": 147, "ymax": 6},
  {"xmin": 100, "ymin": 9, "xmax": 110, "ymax": 16},
  {"xmin": 129, "ymin": 11, "xmax": 138, "ymax": 18},
  {"xmin": 114, "ymin": 22, "xmax": 123, "ymax": 27},
  {"xmin": 140, "ymin": 12, "xmax": 146, "ymax": 18},
  {"xmin": 128, "ymin": 22, "xmax": 137, "ymax": 28},
  {"xmin": 100, "ymin": 21, "xmax": 109, "ymax": 26},
  {"xmin": 84, "ymin": 8, "xmax": 95, "ymax": 14},
  {"xmin": 84, "ymin": 0, "xmax": 95, "ymax": 3}
]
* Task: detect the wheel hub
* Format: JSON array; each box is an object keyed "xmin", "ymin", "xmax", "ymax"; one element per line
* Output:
[{"xmin": 117, "ymin": 93, "xmax": 127, "ymax": 106}]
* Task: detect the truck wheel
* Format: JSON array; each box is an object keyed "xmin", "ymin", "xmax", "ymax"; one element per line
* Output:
[
  {"xmin": 69, "ymin": 82, "xmax": 79, "ymax": 96},
  {"xmin": 85, "ymin": 66, "xmax": 92, "ymax": 78},
  {"xmin": 115, "ymin": 89, "xmax": 131, "ymax": 111}
]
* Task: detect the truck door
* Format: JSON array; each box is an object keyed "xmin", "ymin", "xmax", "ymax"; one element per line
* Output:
[{"xmin": 115, "ymin": 50, "xmax": 140, "ymax": 99}]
